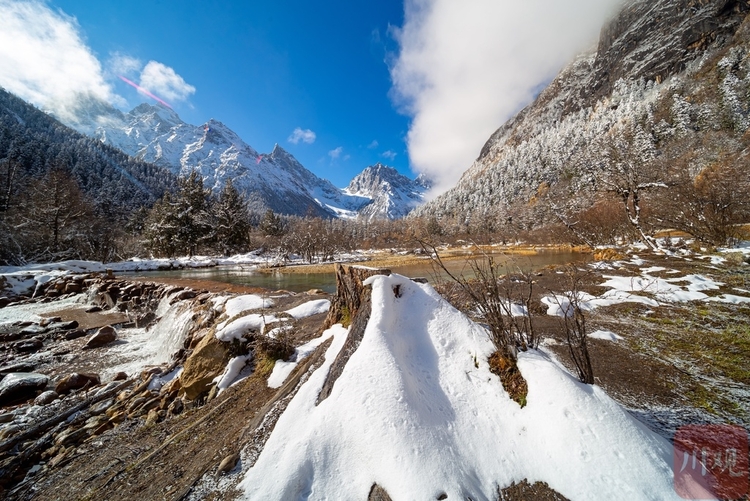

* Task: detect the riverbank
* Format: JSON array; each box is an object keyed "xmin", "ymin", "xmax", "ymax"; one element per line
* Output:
[{"xmin": 256, "ymin": 244, "xmax": 591, "ymax": 275}]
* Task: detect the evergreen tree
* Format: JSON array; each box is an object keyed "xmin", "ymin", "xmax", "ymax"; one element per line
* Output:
[
  {"xmin": 174, "ymin": 170, "xmax": 212, "ymax": 256},
  {"xmin": 213, "ymin": 178, "xmax": 250, "ymax": 255},
  {"xmin": 260, "ymin": 208, "xmax": 285, "ymax": 237}
]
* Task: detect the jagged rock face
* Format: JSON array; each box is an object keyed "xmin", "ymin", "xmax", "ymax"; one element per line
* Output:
[
  {"xmin": 345, "ymin": 164, "xmax": 431, "ymax": 220},
  {"xmin": 66, "ymin": 102, "xmax": 426, "ymax": 219},
  {"xmin": 415, "ymin": 0, "xmax": 750, "ymax": 226},
  {"xmin": 580, "ymin": 0, "xmax": 750, "ymax": 108}
]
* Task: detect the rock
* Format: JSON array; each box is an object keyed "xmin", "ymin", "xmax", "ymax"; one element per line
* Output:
[
  {"xmin": 0, "ymin": 297, "xmax": 11, "ymax": 309},
  {"xmin": 39, "ymin": 317, "xmax": 62, "ymax": 327},
  {"xmin": 48, "ymin": 320, "xmax": 79, "ymax": 331},
  {"xmin": 0, "ymin": 412, "xmax": 14, "ymax": 423},
  {"xmin": 34, "ymin": 390, "xmax": 59, "ymax": 405},
  {"xmin": 84, "ymin": 305, "xmax": 102, "ymax": 313},
  {"xmin": 83, "ymin": 326, "xmax": 117, "ymax": 349},
  {"xmin": 14, "ymin": 338, "xmax": 44, "ymax": 353},
  {"xmin": 306, "ymin": 289, "xmax": 326, "ymax": 295},
  {"xmin": 83, "ymin": 415, "xmax": 110, "ymax": 431},
  {"xmin": 64, "ymin": 329, "xmax": 87, "ymax": 341},
  {"xmin": 179, "ymin": 333, "xmax": 231, "ymax": 401},
  {"xmin": 167, "ymin": 397, "xmax": 184, "ymax": 416},
  {"xmin": 54, "ymin": 427, "xmax": 89, "ymax": 447},
  {"xmin": 0, "ymin": 332, "xmax": 22, "ymax": 342},
  {"xmin": 0, "ymin": 362, "xmax": 37, "ymax": 375},
  {"xmin": 112, "ymin": 371, "xmax": 128, "ymax": 381},
  {"xmin": 0, "ymin": 424, "xmax": 21, "ymax": 440},
  {"xmin": 64, "ymin": 282, "xmax": 83, "ymax": 294},
  {"xmin": 55, "ymin": 373, "xmax": 101, "ymax": 394},
  {"xmin": 170, "ymin": 289, "xmax": 197, "ymax": 304},
  {"xmin": 0, "ymin": 372, "xmax": 49, "ymax": 406},
  {"xmin": 216, "ymin": 452, "xmax": 240, "ymax": 476},
  {"xmin": 145, "ymin": 409, "xmax": 159, "ymax": 426},
  {"xmin": 19, "ymin": 324, "xmax": 47, "ymax": 336},
  {"xmin": 368, "ymin": 484, "xmax": 393, "ymax": 501}
]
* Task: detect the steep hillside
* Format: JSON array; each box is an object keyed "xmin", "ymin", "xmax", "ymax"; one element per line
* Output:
[
  {"xmin": 414, "ymin": 0, "xmax": 750, "ymax": 237},
  {"xmin": 0, "ymin": 88, "xmax": 173, "ymax": 217}
]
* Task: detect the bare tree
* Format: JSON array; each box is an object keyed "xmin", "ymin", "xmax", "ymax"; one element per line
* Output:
[
  {"xmin": 420, "ymin": 240, "xmax": 534, "ymax": 405},
  {"xmin": 549, "ymin": 266, "xmax": 594, "ymax": 384}
]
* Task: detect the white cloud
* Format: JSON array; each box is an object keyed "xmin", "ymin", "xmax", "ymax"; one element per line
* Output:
[
  {"xmin": 139, "ymin": 61, "xmax": 195, "ymax": 103},
  {"xmin": 367, "ymin": 140, "xmax": 379, "ymax": 149},
  {"xmin": 390, "ymin": 0, "xmax": 624, "ymax": 195},
  {"xmin": 108, "ymin": 52, "xmax": 142, "ymax": 78},
  {"xmin": 382, "ymin": 150, "xmax": 397, "ymax": 161},
  {"xmin": 288, "ymin": 127, "xmax": 317, "ymax": 145},
  {"xmin": 328, "ymin": 146, "xmax": 343, "ymax": 160},
  {"xmin": 0, "ymin": 0, "xmax": 118, "ymax": 122}
]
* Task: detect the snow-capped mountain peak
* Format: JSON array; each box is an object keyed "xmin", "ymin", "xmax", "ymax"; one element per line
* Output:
[
  {"xmin": 61, "ymin": 99, "xmax": 428, "ymax": 219},
  {"xmin": 345, "ymin": 163, "xmax": 431, "ymax": 220}
]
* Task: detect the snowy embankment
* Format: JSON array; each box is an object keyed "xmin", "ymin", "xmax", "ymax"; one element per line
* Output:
[{"xmin": 239, "ymin": 274, "xmax": 702, "ymax": 500}]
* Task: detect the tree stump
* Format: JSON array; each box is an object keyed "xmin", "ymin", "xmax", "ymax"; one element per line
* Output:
[{"xmin": 316, "ymin": 264, "xmax": 390, "ymax": 405}]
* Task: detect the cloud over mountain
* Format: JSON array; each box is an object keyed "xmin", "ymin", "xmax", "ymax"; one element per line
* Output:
[{"xmin": 390, "ymin": 0, "xmax": 623, "ymax": 195}]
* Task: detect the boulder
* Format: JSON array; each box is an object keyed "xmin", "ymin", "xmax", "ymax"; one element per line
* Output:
[
  {"xmin": 0, "ymin": 372, "xmax": 49, "ymax": 406},
  {"xmin": 84, "ymin": 306, "xmax": 102, "ymax": 313},
  {"xmin": 83, "ymin": 326, "xmax": 117, "ymax": 349},
  {"xmin": 14, "ymin": 338, "xmax": 44, "ymax": 353},
  {"xmin": 0, "ymin": 297, "xmax": 11, "ymax": 309},
  {"xmin": 64, "ymin": 329, "xmax": 87, "ymax": 341},
  {"xmin": 64, "ymin": 282, "xmax": 83, "ymax": 294},
  {"xmin": 179, "ymin": 333, "xmax": 231, "ymax": 401},
  {"xmin": 55, "ymin": 372, "xmax": 101, "ymax": 394},
  {"xmin": 112, "ymin": 371, "xmax": 128, "ymax": 381},
  {"xmin": 34, "ymin": 390, "xmax": 59, "ymax": 405}
]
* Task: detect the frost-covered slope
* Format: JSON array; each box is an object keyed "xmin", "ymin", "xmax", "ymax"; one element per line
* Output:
[
  {"xmin": 66, "ymin": 101, "xmax": 425, "ymax": 219},
  {"xmin": 413, "ymin": 0, "xmax": 750, "ymax": 226},
  {"xmin": 344, "ymin": 163, "xmax": 431, "ymax": 220},
  {"xmin": 239, "ymin": 274, "xmax": 700, "ymax": 500}
]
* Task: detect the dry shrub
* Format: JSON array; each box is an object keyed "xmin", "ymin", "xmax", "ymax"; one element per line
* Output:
[{"xmin": 488, "ymin": 351, "xmax": 528, "ymax": 407}]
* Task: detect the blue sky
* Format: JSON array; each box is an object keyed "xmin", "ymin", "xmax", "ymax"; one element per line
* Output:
[
  {"xmin": 48, "ymin": 0, "xmax": 408, "ymax": 187},
  {"xmin": 0, "ymin": 0, "xmax": 623, "ymax": 194}
]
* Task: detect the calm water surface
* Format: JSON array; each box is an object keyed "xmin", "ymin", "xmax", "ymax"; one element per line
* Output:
[{"xmin": 123, "ymin": 251, "xmax": 587, "ymax": 294}]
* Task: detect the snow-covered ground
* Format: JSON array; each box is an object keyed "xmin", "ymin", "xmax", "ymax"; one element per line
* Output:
[{"xmin": 238, "ymin": 273, "xmax": 707, "ymax": 500}]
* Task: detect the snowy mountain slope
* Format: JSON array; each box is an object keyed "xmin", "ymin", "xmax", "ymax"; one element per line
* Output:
[
  {"xmin": 344, "ymin": 163, "xmax": 431, "ymax": 220},
  {"xmin": 413, "ymin": 0, "xmax": 750, "ymax": 226},
  {"xmin": 65, "ymin": 100, "xmax": 424, "ymax": 219},
  {"xmin": 238, "ymin": 274, "xmax": 698, "ymax": 500}
]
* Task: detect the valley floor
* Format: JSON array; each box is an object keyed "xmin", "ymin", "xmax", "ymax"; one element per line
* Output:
[{"xmin": 0, "ymin": 243, "xmax": 748, "ymax": 499}]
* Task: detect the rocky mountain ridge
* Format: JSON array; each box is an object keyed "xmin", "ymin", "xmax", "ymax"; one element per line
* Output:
[
  {"xmin": 67, "ymin": 100, "xmax": 426, "ymax": 220},
  {"xmin": 344, "ymin": 163, "xmax": 431, "ymax": 220}
]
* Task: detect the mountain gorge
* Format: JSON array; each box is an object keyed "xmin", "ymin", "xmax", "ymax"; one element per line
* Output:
[
  {"xmin": 68, "ymin": 101, "xmax": 428, "ymax": 220},
  {"xmin": 414, "ymin": 0, "xmax": 750, "ymax": 242}
]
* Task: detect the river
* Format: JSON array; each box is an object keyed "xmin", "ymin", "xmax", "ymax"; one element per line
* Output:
[{"xmin": 122, "ymin": 250, "xmax": 586, "ymax": 293}]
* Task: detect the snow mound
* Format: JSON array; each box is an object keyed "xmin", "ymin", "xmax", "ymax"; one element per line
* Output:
[
  {"xmin": 224, "ymin": 295, "xmax": 274, "ymax": 318},
  {"xmin": 240, "ymin": 274, "xmax": 688, "ymax": 500},
  {"xmin": 589, "ymin": 329, "xmax": 623, "ymax": 341},
  {"xmin": 284, "ymin": 299, "xmax": 331, "ymax": 319},
  {"xmin": 215, "ymin": 314, "xmax": 277, "ymax": 342}
]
